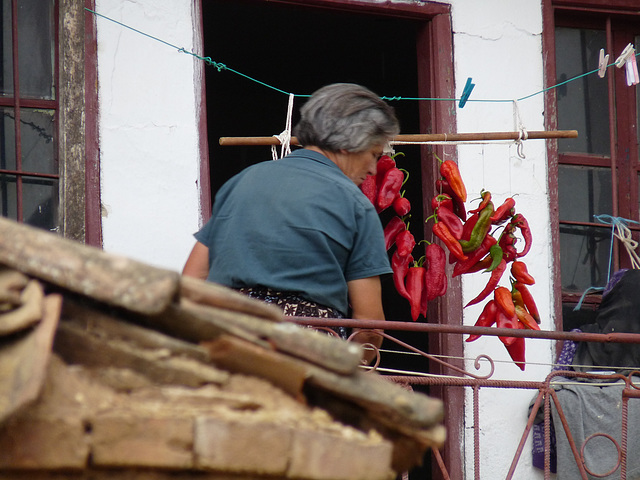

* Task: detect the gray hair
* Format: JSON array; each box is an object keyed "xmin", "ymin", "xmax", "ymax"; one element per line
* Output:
[{"xmin": 294, "ymin": 83, "xmax": 399, "ymax": 152}]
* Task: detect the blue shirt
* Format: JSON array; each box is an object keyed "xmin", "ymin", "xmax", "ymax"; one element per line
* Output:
[{"xmin": 195, "ymin": 149, "xmax": 391, "ymax": 315}]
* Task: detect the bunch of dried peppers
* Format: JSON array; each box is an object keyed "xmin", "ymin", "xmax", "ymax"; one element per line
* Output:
[
  {"xmin": 359, "ymin": 152, "xmax": 449, "ymax": 322},
  {"xmin": 427, "ymin": 157, "xmax": 540, "ymax": 371}
]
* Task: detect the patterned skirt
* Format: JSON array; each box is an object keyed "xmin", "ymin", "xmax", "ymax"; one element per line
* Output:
[{"xmin": 236, "ymin": 286, "xmax": 349, "ymax": 339}]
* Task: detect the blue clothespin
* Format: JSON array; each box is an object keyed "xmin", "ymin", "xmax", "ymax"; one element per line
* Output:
[{"xmin": 458, "ymin": 77, "xmax": 475, "ymax": 108}]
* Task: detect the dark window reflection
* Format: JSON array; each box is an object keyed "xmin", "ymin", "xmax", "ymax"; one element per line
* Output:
[
  {"xmin": 558, "ymin": 165, "xmax": 612, "ymax": 222},
  {"xmin": 560, "ymin": 224, "xmax": 611, "ymax": 292}
]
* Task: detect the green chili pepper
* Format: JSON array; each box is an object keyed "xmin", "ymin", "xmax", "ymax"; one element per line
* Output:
[
  {"xmin": 458, "ymin": 202, "xmax": 494, "ymax": 253},
  {"xmin": 484, "ymin": 244, "xmax": 504, "ymax": 272}
]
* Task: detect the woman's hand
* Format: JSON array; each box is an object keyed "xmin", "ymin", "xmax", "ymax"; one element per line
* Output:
[
  {"xmin": 347, "ymin": 276, "xmax": 385, "ymax": 363},
  {"xmin": 182, "ymin": 241, "xmax": 210, "ymax": 280}
]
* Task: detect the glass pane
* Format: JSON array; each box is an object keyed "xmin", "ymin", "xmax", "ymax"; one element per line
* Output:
[
  {"xmin": 558, "ymin": 165, "xmax": 612, "ymax": 222},
  {"xmin": 0, "ymin": 0, "xmax": 13, "ymax": 97},
  {"xmin": 560, "ymin": 224, "xmax": 612, "ymax": 293},
  {"xmin": 0, "ymin": 106, "xmax": 16, "ymax": 170},
  {"xmin": 21, "ymin": 109, "xmax": 55, "ymax": 174},
  {"xmin": 0, "ymin": 173, "xmax": 16, "ymax": 220},
  {"xmin": 23, "ymin": 176, "xmax": 57, "ymax": 230},
  {"xmin": 555, "ymin": 27, "xmax": 610, "ymax": 155},
  {"xmin": 17, "ymin": 0, "xmax": 54, "ymax": 99}
]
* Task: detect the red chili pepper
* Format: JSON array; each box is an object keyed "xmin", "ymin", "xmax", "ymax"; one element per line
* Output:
[
  {"xmin": 490, "ymin": 197, "xmax": 516, "ymax": 225},
  {"xmin": 439, "ymin": 159, "xmax": 467, "ymax": 202},
  {"xmin": 393, "ymin": 195, "xmax": 411, "ymax": 217},
  {"xmin": 512, "ymin": 214, "xmax": 532, "ymax": 258},
  {"xmin": 466, "ymin": 299, "xmax": 498, "ymax": 342},
  {"xmin": 406, "ymin": 265, "xmax": 425, "ymax": 321},
  {"xmin": 435, "ymin": 179, "xmax": 467, "ymax": 220},
  {"xmin": 395, "ymin": 229, "xmax": 416, "ymax": 258},
  {"xmin": 459, "ymin": 202, "xmax": 494, "ymax": 253},
  {"xmin": 433, "ymin": 221, "xmax": 468, "ymax": 261},
  {"xmin": 462, "ymin": 213, "xmax": 479, "ymax": 241},
  {"xmin": 498, "ymin": 223, "xmax": 518, "ymax": 263},
  {"xmin": 436, "ymin": 206, "xmax": 464, "ymax": 240},
  {"xmin": 453, "ymin": 234, "xmax": 497, "ymax": 277},
  {"xmin": 376, "ymin": 167, "xmax": 404, "ymax": 212},
  {"xmin": 505, "ymin": 335, "xmax": 526, "ymax": 370},
  {"xmin": 469, "ymin": 190, "xmax": 492, "ymax": 214},
  {"xmin": 391, "ymin": 250, "xmax": 413, "ymax": 301},
  {"xmin": 465, "ymin": 259, "xmax": 507, "ymax": 307},
  {"xmin": 431, "ymin": 194, "xmax": 453, "ymax": 212},
  {"xmin": 376, "ymin": 154, "xmax": 396, "ymax": 187},
  {"xmin": 464, "ymin": 255, "xmax": 493, "ymax": 274},
  {"xmin": 494, "ymin": 285, "xmax": 516, "ymax": 317},
  {"xmin": 510, "ymin": 261, "xmax": 535, "ymax": 285},
  {"xmin": 425, "ymin": 243, "xmax": 447, "ymax": 301},
  {"xmin": 515, "ymin": 305, "xmax": 540, "ymax": 331},
  {"xmin": 384, "ymin": 216, "xmax": 406, "ymax": 251},
  {"xmin": 359, "ymin": 174, "xmax": 377, "ymax": 206},
  {"xmin": 496, "ymin": 310, "xmax": 520, "ymax": 346},
  {"xmin": 513, "ymin": 282, "xmax": 540, "ymax": 323}
]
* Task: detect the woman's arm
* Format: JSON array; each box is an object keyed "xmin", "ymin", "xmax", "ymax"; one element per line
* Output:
[
  {"xmin": 347, "ymin": 276, "xmax": 385, "ymax": 363},
  {"xmin": 182, "ymin": 241, "xmax": 210, "ymax": 280}
]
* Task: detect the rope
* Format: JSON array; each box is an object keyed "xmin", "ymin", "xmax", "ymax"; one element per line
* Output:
[
  {"xmin": 271, "ymin": 93, "xmax": 294, "ymax": 160},
  {"xmin": 513, "ymin": 99, "xmax": 528, "ymax": 159}
]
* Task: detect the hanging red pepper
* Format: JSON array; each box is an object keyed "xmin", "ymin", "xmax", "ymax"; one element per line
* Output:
[
  {"xmin": 515, "ymin": 305, "xmax": 540, "ymax": 331},
  {"xmin": 464, "ymin": 255, "xmax": 493, "ymax": 274},
  {"xmin": 490, "ymin": 197, "xmax": 516, "ymax": 224},
  {"xmin": 393, "ymin": 195, "xmax": 411, "ymax": 217},
  {"xmin": 466, "ymin": 299, "xmax": 498, "ymax": 342},
  {"xmin": 469, "ymin": 190, "xmax": 492, "ymax": 214},
  {"xmin": 459, "ymin": 202, "xmax": 495, "ymax": 253},
  {"xmin": 439, "ymin": 159, "xmax": 467, "ymax": 202},
  {"xmin": 496, "ymin": 310, "xmax": 520, "ymax": 346},
  {"xmin": 513, "ymin": 282, "xmax": 540, "ymax": 323},
  {"xmin": 384, "ymin": 216, "xmax": 406, "ymax": 251},
  {"xmin": 432, "ymin": 194, "xmax": 453, "ymax": 212},
  {"xmin": 453, "ymin": 234, "xmax": 497, "ymax": 277},
  {"xmin": 461, "ymin": 212, "xmax": 479, "ymax": 242},
  {"xmin": 406, "ymin": 265, "xmax": 425, "ymax": 321},
  {"xmin": 511, "ymin": 214, "xmax": 532, "ymax": 258},
  {"xmin": 510, "ymin": 261, "xmax": 535, "ymax": 285},
  {"xmin": 505, "ymin": 335, "xmax": 526, "ymax": 371},
  {"xmin": 376, "ymin": 167, "xmax": 405, "ymax": 212},
  {"xmin": 435, "ymin": 179, "xmax": 467, "ymax": 220},
  {"xmin": 391, "ymin": 250, "xmax": 413, "ymax": 301},
  {"xmin": 425, "ymin": 243, "xmax": 448, "ymax": 301},
  {"xmin": 376, "ymin": 154, "xmax": 396, "ymax": 187},
  {"xmin": 465, "ymin": 259, "xmax": 507, "ymax": 307},
  {"xmin": 433, "ymin": 220, "xmax": 468, "ymax": 261},
  {"xmin": 436, "ymin": 206, "xmax": 464, "ymax": 240},
  {"xmin": 395, "ymin": 229, "xmax": 416, "ymax": 258},
  {"xmin": 498, "ymin": 223, "xmax": 518, "ymax": 263},
  {"xmin": 494, "ymin": 285, "xmax": 516, "ymax": 317},
  {"xmin": 359, "ymin": 174, "xmax": 377, "ymax": 206}
]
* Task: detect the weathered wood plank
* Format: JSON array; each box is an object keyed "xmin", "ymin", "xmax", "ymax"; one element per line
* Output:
[
  {"xmin": 0, "ymin": 294, "xmax": 62, "ymax": 423},
  {"xmin": 0, "ymin": 217, "xmax": 179, "ymax": 315},
  {"xmin": 0, "ymin": 280, "xmax": 43, "ymax": 336}
]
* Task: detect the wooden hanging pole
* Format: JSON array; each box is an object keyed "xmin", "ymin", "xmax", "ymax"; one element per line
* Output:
[{"xmin": 219, "ymin": 130, "xmax": 578, "ymax": 146}]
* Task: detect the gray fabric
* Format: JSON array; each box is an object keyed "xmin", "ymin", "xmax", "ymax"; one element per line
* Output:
[{"xmin": 551, "ymin": 377, "xmax": 640, "ymax": 479}]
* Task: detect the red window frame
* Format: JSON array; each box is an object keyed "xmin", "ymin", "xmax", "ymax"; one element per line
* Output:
[{"xmin": 0, "ymin": 0, "xmax": 59, "ymax": 225}]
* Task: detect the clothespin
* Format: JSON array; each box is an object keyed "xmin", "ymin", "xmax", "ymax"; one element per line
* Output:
[
  {"xmin": 598, "ymin": 48, "xmax": 610, "ymax": 78},
  {"xmin": 615, "ymin": 43, "xmax": 639, "ymax": 86},
  {"xmin": 458, "ymin": 77, "xmax": 475, "ymax": 108}
]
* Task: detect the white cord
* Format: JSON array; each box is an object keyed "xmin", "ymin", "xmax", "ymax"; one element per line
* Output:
[
  {"xmin": 271, "ymin": 93, "xmax": 294, "ymax": 160},
  {"xmin": 513, "ymin": 99, "xmax": 528, "ymax": 159}
]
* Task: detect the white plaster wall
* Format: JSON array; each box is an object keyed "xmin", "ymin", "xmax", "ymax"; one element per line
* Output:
[
  {"xmin": 95, "ymin": 0, "xmax": 202, "ymax": 271},
  {"xmin": 449, "ymin": 1, "xmax": 552, "ymax": 478}
]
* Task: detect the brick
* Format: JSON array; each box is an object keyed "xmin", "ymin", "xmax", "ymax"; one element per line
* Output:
[
  {"xmin": 194, "ymin": 416, "xmax": 292, "ymax": 475},
  {"xmin": 288, "ymin": 428, "xmax": 394, "ymax": 480},
  {"xmin": 0, "ymin": 415, "xmax": 89, "ymax": 469},
  {"xmin": 91, "ymin": 415, "xmax": 193, "ymax": 468}
]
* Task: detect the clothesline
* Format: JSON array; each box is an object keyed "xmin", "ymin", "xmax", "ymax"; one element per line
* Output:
[{"xmin": 219, "ymin": 130, "xmax": 578, "ymax": 147}]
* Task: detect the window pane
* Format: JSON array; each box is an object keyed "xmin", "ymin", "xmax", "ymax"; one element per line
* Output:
[
  {"xmin": 555, "ymin": 27, "xmax": 610, "ymax": 155},
  {"xmin": 558, "ymin": 165, "xmax": 612, "ymax": 222},
  {"xmin": 0, "ymin": 0, "xmax": 13, "ymax": 97},
  {"xmin": 23, "ymin": 176, "xmax": 57, "ymax": 230},
  {"xmin": 21, "ymin": 108, "xmax": 55, "ymax": 174},
  {"xmin": 17, "ymin": 0, "xmax": 54, "ymax": 100},
  {"xmin": 560, "ymin": 224, "xmax": 611, "ymax": 293},
  {"xmin": 0, "ymin": 173, "xmax": 16, "ymax": 219},
  {"xmin": 0, "ymin": 106, "xmax": 16, "ymax": 170}
]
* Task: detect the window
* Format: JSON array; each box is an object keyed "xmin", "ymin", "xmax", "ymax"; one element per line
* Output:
[
  {"xmin": 0, "ymin": 0, "xmax": 57, "ymax": 231},
  {"xmin": 546, "ymin": 3, "xmax": 640, "ymax": 328}
]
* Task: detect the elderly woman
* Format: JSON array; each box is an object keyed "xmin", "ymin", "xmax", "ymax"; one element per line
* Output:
[{"xmin": 183, "ymin": 83, "xmax": 399, "ymax": 347}]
